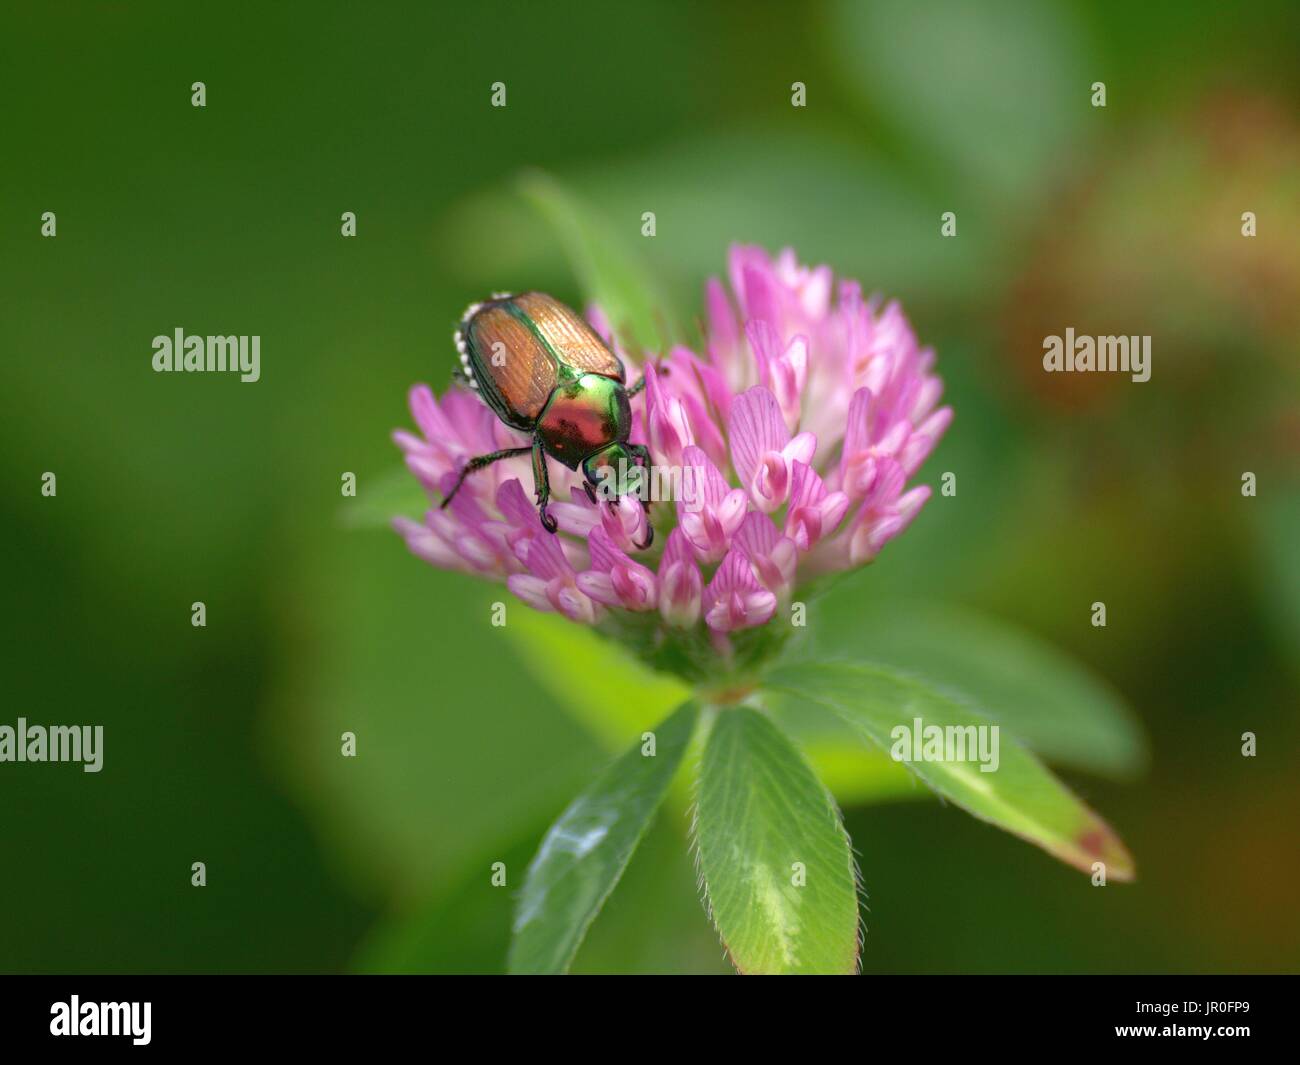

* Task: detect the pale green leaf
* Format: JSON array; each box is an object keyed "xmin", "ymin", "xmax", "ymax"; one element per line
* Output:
[
  {"xmin": 792, "ymin": 599, "xmax": 1147, "ymax": 777},
  {"xmin": 764, "ymin": 662, "xmax": 1135, "ymax": 880},
  {"xmin": 442, "ymin": 129, "xmax": 987, "ymax": 307},
  {"xmin": 519, "ymin": 169, "xmax": 676, "ymax": 353},
  {"xmin": 502, "ymin": 608, "xmax": 689, "ymax": 749},
  {"xmin": 765, "ymin": 697, "xmax": 925, "ymax": 807},
  {"xmin": 508, "ymin": 701, "xmax": 700, "ymax": 974},
  {"xmin": 695, "ymin": 707, "xmax": 860, "ymax": 974}
]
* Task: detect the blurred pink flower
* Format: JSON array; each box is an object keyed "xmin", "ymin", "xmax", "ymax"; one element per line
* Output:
[{"xmin": 393, "ymin": 245, "xmax": 950, "ymax": 646}]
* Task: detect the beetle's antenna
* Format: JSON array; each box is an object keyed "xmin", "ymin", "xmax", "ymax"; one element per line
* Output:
[{"xmin": 440, "ymin": 445, "xmax": 533, "ymax": 508}]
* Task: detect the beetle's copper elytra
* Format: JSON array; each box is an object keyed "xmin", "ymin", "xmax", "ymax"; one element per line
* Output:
[{"xmin": 441, "ymin": 292, "xmax": 653, "ymax": 548}]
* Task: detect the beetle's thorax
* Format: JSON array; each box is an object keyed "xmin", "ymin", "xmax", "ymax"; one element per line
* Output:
[{"xmin": 538, "ymin": 372, "xmax": 630, "ymax": 469}]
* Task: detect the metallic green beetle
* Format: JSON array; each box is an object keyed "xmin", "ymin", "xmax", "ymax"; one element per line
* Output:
[{"xmin": 442, "ymin": 292, "xmax": 653, "ymax": 547}]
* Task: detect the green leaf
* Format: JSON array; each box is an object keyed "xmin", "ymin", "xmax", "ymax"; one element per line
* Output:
[
  {"xmin": 443, "ymin": 129, "xmax": 987, "ymax": 309},
  {"xmin": 800, "ymin": 739, "xmax": 922, "ymax": 805},
  {"xmin": 519, "ymin": 169, "xmax": 676, "ymax": 353},
  {"xmin": 565, "ymin": 814, "xmax": 732, "ymax": 975},
  {"xmin": 764, "ymin": 662, "xmax": 1135, "ymax": 881},
  {"xmin": 503, "ymin": 608, "xmax": 689, "ymax": 750},
  {"xmin": 695, "ymin": 707, "xmax": 860, "ymax": 974},
  {"xmin": 356, "ymin": 807, "xmax": 728, "ymax": 975},
  {"xmin": 508, "ymin": 701, "xmax": 700, "ymax": 975},
  {"xmin": 506, "ymin": 610, "xmax": 923, "ymax": 808},
  {"xmin": 764, "ymin": 696, "xmax": 925, "ymax": 807},
  {"xmin": 791, "ymin": 599, "xmax": 1147, "ymax": 777}
]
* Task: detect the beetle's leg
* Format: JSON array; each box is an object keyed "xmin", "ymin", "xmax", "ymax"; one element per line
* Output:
[
  {"xmin": 625, "ymin": 443, "xmax": 655, "ymax": 549},
  {"xmin": 583, "ymin": 481, "xmax": 598, "ymax": 505},
  {"xmin": 633, "ymin": 497, "xmax": 655, "ymax": 551},
  {"xmin": 531, "ymin": 440, "xmax": 557, "ymax": 533},
  {"xmin": 628, "ymin": 356, "xmax": 670, "ymax": 397},
  {"xmin": 441, "ymin": 446, "xmax": 532, "ymax": 508}
]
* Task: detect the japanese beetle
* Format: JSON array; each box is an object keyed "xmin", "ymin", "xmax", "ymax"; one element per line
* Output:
[{"xmin": 442, "ymin": 292, "xmax": 653, "ymax": 547}]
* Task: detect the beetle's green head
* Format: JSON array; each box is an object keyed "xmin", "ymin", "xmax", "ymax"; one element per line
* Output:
[{"xmin": 582, "ymin": 443, "xmax": 643, "ymax": 502}]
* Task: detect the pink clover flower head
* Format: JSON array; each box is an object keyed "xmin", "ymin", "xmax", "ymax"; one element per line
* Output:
[{"xmin": 391, "ymin": 245, "xmax": 949, "ymax": 663}]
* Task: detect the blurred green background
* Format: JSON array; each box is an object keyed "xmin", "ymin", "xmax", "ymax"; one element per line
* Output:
[{"xmin": 2, "ymin": 0, "xmax": 1297, "ymax": 973}]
